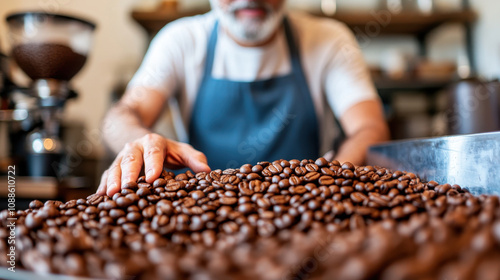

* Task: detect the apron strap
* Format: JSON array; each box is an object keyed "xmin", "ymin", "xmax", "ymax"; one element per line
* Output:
[
  {"xmin": 203, "ymin": 20, "xmax": 219, "ymax": 82},
  {"xmin": 282, "ymin": 17, "xmax": 310, "ymax": 97}
]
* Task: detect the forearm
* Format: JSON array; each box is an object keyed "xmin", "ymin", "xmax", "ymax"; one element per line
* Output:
[
  {"xmin": 102, "ymin": 102, "xmax": 151, "ymax": 154},
  {"xmin": 335, "ymin": 125, "xmax": 389, "ymax": 166}
]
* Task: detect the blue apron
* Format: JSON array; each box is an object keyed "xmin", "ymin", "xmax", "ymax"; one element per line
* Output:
[{"xmin": 189, "ymin": 18, "xmax": 319, "ymax": 170}]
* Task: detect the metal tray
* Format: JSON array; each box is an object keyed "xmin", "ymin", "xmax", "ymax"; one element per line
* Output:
[{"xmin": 367, "ymin": 131, "xmax": 500, "ymax": 195}]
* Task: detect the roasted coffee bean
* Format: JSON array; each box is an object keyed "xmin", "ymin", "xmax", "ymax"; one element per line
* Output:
[
  {"xmin": 116, "ymin": 197, "xmax": 133, "ymax": 208},
  {"xmin": 340, "ymin": 186, "xmax": 354, "ymax": 196},
  {"xmin": 318, "ymin": 175, "xmax": 334, "ymax": 186},
  {"xmin": 238, "ymin": 203, "xmax": 254, "ymax": 214},
  {"xmin": 126, "ymin": 212, "xmax": 142, "ymax": 223},
  {"xmin": 294, "ymin": 166, "xmax": 307, "ymax": 176},
  {"xmin": 138, "ymin": 182, "xmax": 151, "ymax": 188},
  {"xmin": 270, "ymin": 195, "xmax": 287, "ymax": 205},
  {"xmin": 153, "ymin": 178, "xmax": 167, "ymax": 188},
  {"xmin": 122, "ymin": 181, "xmax": 138, "ymax": 190},
  {"xmin": 165, "ymin": 181, "xmax": 182, "ymax": 192},
  {"xmin": 305, "ymin": 163, "xmax": 319, "ymax": 172},
  {"xmin": 314, "ymin": 157, "xmax": 328, "ymax": 167},
  {"xmin": 291, "ymin": 186, "xmax": 307, "ymax": 195},
  {"xmin": 109, "ymin": 209, "xmax": 125, "ymax": 219},
  {"xmin": 304, "ymin": 172, "xmax": 320, "ymax": 182},
  {"xmin": 256, "ymin": 198, "xmax": 271, "ymax": 209},
  {"xmin": 268, "ymin": 164, "xmax": 283, "ymax": 175},
  {"xmin": 142, "ymin": 206, "xmax": 156, "ymax": 219},
  {"xmin": 25, "ymin": 213, "xmax": 43, "ymax": 229},
  {"xmin": 289, "ymin": 176, "xmax": 302, "ymax": 186},
  {"xmin": 121, "ymin": 188, "xmax": 135, "ymax": 195},
  {"xmin": 29, "ymin": 200, "xmax": 44, "ymax": 209},
  {"xmin": 190, "ymin": 190, "xmax": 205, "ymax": 200},
  {"xmin": 350, "ymin": 192, "xmax": 368, "ymax": 204},
  {"xmin": 103, "ymin": 200, "xmax": 117, "ymax": 210},
  {"xmin": 219, "ymin": 197, "xmax": 237, "ymax": 206},
  {"xmin": 86, "ymin": 194, "xmax": 103, "ymax": 205},
  {"xmin": 136, "ymin": 187, "xmax": 152, "ymax": 197},
  {"xmin": 341, "ymin": 162, "xmax": 355, "ymax": 170}
]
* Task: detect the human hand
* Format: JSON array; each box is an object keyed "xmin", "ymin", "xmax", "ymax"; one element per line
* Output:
[{"xmin": 97, "ymin": 133, "xmax": 210, "ymax": 196}]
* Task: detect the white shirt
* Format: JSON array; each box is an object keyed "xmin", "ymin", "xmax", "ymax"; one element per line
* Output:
[{"xmin": 128, "ymin": 11, "xmax": 378, "ymax": 155}]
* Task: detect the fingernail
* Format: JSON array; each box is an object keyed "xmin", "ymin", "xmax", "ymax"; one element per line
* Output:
[{"xmin": 146, "ymin": 170, "xmax": 154, "ymax": 179}]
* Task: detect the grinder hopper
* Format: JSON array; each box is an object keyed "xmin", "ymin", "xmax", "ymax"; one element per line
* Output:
[
  {"xmin": 7, "ymin": 12, "xmax": 95, "ymax": 103},
  {"xmin": 6, "ymin": 12, "xmax": 96, "ymax": 177}
]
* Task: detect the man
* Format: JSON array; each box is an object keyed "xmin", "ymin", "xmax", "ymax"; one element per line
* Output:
[{"xmin": 97, "ymin": 0, "xmax": 389, "ymax": 196}]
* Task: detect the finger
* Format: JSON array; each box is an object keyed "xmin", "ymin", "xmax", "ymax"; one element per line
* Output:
[
  {"xmin": 143, "ymin": 142, "xmax": 166, "ymax": 183},
  {"xmin": 323, "ymin": 150, "xmax": 335, "ymax": 162},
  {"xmin": 120, "ymin": 144, "xmax": 144, "ymax": 187},
  {"xmin": 106, "ymin": 157, "xmax": 122, "ymax": 196},
  {"xmin": 97, "ymin": 170, "xmax": 108, "ymax": 195},
  {"xmin": 180, "ymin": 148, "xmax": 211, "ymax": 173}
]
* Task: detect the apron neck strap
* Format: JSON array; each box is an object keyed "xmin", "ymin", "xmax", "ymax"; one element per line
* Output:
[{"xmin": 204, "ymin": 16, "xmax": 303, "ymax": 78}]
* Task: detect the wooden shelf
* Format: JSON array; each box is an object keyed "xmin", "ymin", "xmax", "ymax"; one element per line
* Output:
[
  {"xmin": 131, "ymin": 8, "xmax": 210, "ymax": 35},
  {"xmin": 374, "ymin": 76, "xmax": 454, "ymax": 92},
  {"xmin": 131, "ymin": 8, "xmax": 476, "ymax": 37},
  {"xmin": 313, "ymin": 10, "xmax": 476, "ymax": 36}
]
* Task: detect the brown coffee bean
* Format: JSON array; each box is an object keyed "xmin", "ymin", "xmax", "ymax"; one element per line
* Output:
[
  {"xmin": 86, "ymin": 194, "xmax": 103, "ymax": 205},
  {"xmin": 315, "ymin": 157, "xmax": 328, "ymax": 167},
  {"xmin": 295, "ymin": 166, "xmax": 307, "ymax": 176},
  {"xmin": 165, "ymin": 181, "xmax": 182, "ymax": 192},
  {"xmin": 307, "ymin": 199, "xmax": 320, "ymax": 210},
  {"xmin": 305, "ymin": 163, "xmax": 319, "ymax": 172},
  {"xmin": 114, "ymin": 197, "xmax": 132, "ymax": 209},
  {"xmin": 142, "ymin": 206, "xmax": 156, "ymax": 219},
  {"xmin": 122, "ymin": 181, "xmax": 138, "ymax": 190},
  {"xmin": 350, "ymin": 192, "xmax": 368, "ymax": 204},
  {"xmin": 257, "ymin": 198, "xmax": 271, "ymax": 209},
  {"xmin": 109, "ymin": 209, "xmax": 126, "ymax": 219},
  {"xmin": 341, "ymin": 162, "xmax": 355, "ymax": 170},
  {"xmin": 25, "ymin": 214, "xmax": 43, "ymax": 229},
  {"xmin": 270, "ymin": 195, "xmax": 287, "ymax": 205},
  {"xmin": 340, "ymin": 186, "xmax": 354, "ymax": 196},
  {"xmin": 152, "ymin": 178, "xmax": 167, "ymax": 188},
  {"xmin": 138, "ymin": 182, "xmax": 151, "ymax": 188},
  {"xmin": 103, "ymin": 200, "xmax": 117, "ymax": 210},
  {"xmin": 126, "ymin": 212, "xmax": 142, "ymax": 223},
  {"xmin": 237, "ymin": 203, "xmax": 254, "ymax": 214},
  {"xmin": 219, "ymin": 197, "xmax": 237, "ymax": 205},
  {"xmin": 240, "ymin": 164, "xmax": 252, "ymax": 174},
  {"xmin": 288, "ymin": 176, "xmax": 302, "ymax": 186},
  {"xmin": 136, "ymin": 187, "xmax": 152, "ymax": 197},
  {"xmin": 291, "ymin": 186, "xmax": 306, "ymax": 195},
  {"xmin": 318, "ymin": 176, "xmax": 334, "ymax": 186},
  {"xmin": 29, "ymin": 200, "xmax": 44, "ymax": 209},
  {"xmin": 391, "ymin": 206, "xmax": 406, "ymax": 219},
  {"xmin": 268, "ymin": 164, "xmax": 283, "ymax": 175}
]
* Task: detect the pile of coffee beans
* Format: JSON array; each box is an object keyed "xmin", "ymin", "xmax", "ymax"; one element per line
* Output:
[{"xmin": 1, "ymin": 159, "xmax": 499, "ymax": 279}]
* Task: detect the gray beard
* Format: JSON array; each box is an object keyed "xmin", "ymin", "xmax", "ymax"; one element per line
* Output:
[{"xmin": 210, "ymin": 0, "xmax": 285, "ymax": 44}]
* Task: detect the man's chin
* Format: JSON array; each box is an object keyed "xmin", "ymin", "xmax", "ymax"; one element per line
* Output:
[
  {"xmin": 216, "ymin": 7, "xmax": 285, "ymax": 44},
  {"xmin": 231, "ymin": 26, "xmax": 272, "ymax": 44}
]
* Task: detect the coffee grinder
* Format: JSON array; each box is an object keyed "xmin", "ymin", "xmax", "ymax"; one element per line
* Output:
[{"xmin": 6, "ymin": 12, "xmax": 96, "ymax": 177}]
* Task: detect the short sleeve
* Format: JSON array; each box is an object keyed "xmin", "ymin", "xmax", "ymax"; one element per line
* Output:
[
  {"xmin": 127, "ymin": 20, "xmax": 187, "ymax": 99},
  {"xmin": 323, "ymin": 23, "xmax": 379, "ymax": 118}
]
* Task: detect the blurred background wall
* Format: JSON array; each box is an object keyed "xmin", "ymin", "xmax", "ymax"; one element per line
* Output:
[{"xmin": 0, "ymin": 0, "xmax": 499, "ymax": 157}]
